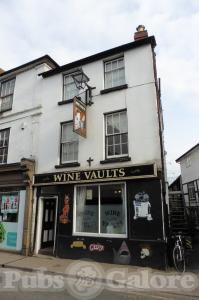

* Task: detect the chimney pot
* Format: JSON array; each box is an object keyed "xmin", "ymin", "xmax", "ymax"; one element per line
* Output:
[{"xmin": 134, "ymin": 25, "xmax": 148, "ymax": 41}]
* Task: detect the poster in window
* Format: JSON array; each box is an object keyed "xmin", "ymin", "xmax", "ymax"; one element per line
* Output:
[
  {"xmin": 73, "ymin": 96, "xmax": 86, "ymax": 138},
  {"xmin": 1, "ymin": 195, "xmax": 19, "ymax": 214}
]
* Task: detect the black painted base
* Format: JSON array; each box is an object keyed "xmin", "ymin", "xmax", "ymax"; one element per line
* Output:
[{"xmin": 55, "ymin": 236, "xmax": 168, "ymax": 270}]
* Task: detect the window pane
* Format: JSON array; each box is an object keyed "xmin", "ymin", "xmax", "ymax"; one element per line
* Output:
[
  {"xmin": 100, "ymin": 184, "xmax": 126, "ymax": 234},
  {"xmin": 104, "ymin": 57, "xmax": 125, "ymax": 89},
  {"xmin": 121, "ymin": 133, "xmax": 128, "ymax": 143},
  {"xmin": 63, "ymin": 75, "xmax": 78, "ymax": 100},
  {"xmin": 105, "ymin": 62, "xmax": 111, "ymax": 72},
  {"xmin": 0, "ymin": 129, "xmax": 9, "ymax": 164},
  {"xmin": 122, "ymin": 143, "xmax": 128, "ymax": 154},
  {"xmin": 0, "ymin": 193, "xmax": 19, "ymax": 222},
  {"xmin": 114, "ymin": 144, "xmax": 121, "ymax": 155},
  {"xmin": 120, "ymin": 112, "xmax": 127, "ymax": 133},
  {"xmin": 118, "ymin": 58, "xmax": 124, "ymax": 68},
  {"xmin": 112, "ymin": 69, "xmax": 119, "ymax": 87},
  {"xmin": 106, "ymin": 115, "xmax": 113, "ymax": 134},
  {"xmin": 107, "ymin": 145, "xmax": 114, "ymax": 156},
  {"xmin": 113, "ymin": 113, "xmax": 120, "ymax": 133},
  {"xmin": 62, "ymin": 123, "xmax": 77, "ymax": 143},
  {"xmin": 61, "ymin": 122, "xmax": 78, "ymax": 163},
  {"xmin": 118, "ymin": 68, "xmax": 125, "ymax": 85},
  {"xmin": 1, "ymin": 95, "xmax": 13, "ymax": 111},
  {"xmin": 112, "ymin": 60, "xmax": 117, "ymax": 70},
  {"xmin": 107, "ymin": 136, "xmax": 113, "ymax": 146},
  {"xmin": 105, "ymin": 72, "xmax": 112, "ymax": 89},
  {"xmin": 114, "ymin": 135, "xmax": 120, "ymax": 145},
  {"xmin": 105, "ymin": 111, "xmax": 128, "ymax": 158},
  {"xmin": 76, "ymin": 186, "xmax": 98, "ymax": 233}
]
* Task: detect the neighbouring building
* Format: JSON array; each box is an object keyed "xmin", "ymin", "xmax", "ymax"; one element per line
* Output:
[
  {"xmin": 0, "ymin": 26, "xmax": 168, "ymax": 269},
  {"xmin": 176, "ymin": 143, "xmax": 199, "ymax": 239},
  {"xmin": 0, "ymin": 56, "xmax": 58, "ymax": 254}
]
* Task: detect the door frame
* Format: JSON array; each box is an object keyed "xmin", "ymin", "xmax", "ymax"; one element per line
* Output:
[{"xmin": 35, "ymin": 196, "xmax": 58, "ymax": 255}]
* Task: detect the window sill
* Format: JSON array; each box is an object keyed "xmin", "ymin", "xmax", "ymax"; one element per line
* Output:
[
  {"xmin": 100, "ymin": 156, "xmax": 131, "ymax": 164},
  {"xmin": 0, "ymin": 108, "xmax": 12, "ymax": 113},
  {"xmin": 73, "ymin": 232, "xmax": 127, "ymax": 238},
  {"xmin": 100, "ymin": 84, "xmax": 128, "ymax": 95},
  {"xmin": 55, "ymin": 162, "xmax": 80, "ymax": 168},
  {"xmin": 58, "ymin": 99, "xmax": 73, "ymax": 105}
]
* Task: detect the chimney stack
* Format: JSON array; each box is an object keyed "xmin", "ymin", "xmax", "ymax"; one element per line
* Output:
[{"xmin": 134, "ymin": 25, "xmax": 148, "ymax": 41}]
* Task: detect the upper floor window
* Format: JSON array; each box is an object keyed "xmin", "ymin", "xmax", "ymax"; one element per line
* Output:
[
  {"xmin": 63, "ymin": 74, "xmax": 79, "ymax": 101},
  {"xmin": 0, "ymin": 128, "xmax": 10, "ymax": 164},
  {"xmin": 60, "ymin": 122, "xmax": 78, "ymax": 163},
  {"xmin": 104, "ymin": 57, "xmax": 125, "ymax": 89},
  {"xmin": 105, "ymin": 110, "xmax": 128, "ymax": 158},
  {"xmin": 0, "ymin": 79, "xmax": 15, "ymax": 112},
  {"xmin": 187, "ymin": 182, "xmax": 196, "ymax": 203},
  {"xmin": 185, "ymin": 156, "xmax": 191, "ymax": 168}
]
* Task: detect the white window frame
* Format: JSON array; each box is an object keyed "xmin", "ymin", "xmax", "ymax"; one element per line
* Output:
[
  {"xmin": 60, "ymin": 122, "xmax": 78, "ymax": 164},
  {"xmin": 105, "ymin": 110, "xmax": 128, "ymax": 159},
  {"xmin": 188, "ymin": 182, "xmax": 196, "ymax": 203},
  {"xmin": 104, "ymin": 56, "xmax": 125, "ymax": 89},
  {"xmin": 63, "ymin": 73, "xmax": 79, "ymax": 101},
  {"xmin": 0, "ymin": 128, "xmax": 10, "ymax": 164},
  {"xmin": 73, "ymin": 182, "xmax": 127, "ymax": 238},
  {"xmin": 0, "ymin": 78, "xmax": 15, "ymax": 112}
]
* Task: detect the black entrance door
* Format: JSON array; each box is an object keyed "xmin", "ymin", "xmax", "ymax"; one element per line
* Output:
[{"xmin": 41, "ymin": 198, "xmax": 56, "ymax": 249}]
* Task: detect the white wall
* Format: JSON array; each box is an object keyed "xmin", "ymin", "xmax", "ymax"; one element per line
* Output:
[
  {"xmin": 36, "ymin": 44, "xmax": 162, "ymax": 174},
  {"xmin": 180, "ymin": 147, "xmax": 199, "ymax": 184},
  {"xmin": 0, "ymin": 64, "xmax": 49, "ymax": 165}
]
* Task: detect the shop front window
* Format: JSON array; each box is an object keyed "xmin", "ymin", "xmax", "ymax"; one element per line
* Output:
[
  {"xmin": 0, "ymin": 192, "xmax": 19, "ymax": 222},
  {"xmin": 74, "ymin": 183, "xmax": 127, "ymax": 237}
]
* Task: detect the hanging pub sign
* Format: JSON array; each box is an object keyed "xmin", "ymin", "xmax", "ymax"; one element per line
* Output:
[
  {"xmin": 34, "ymin": 164, "xmax": 157, "ymax": 186},
  {"xmin": 73, "ymin": 96, "xmax": 86, "ymax": 138}
]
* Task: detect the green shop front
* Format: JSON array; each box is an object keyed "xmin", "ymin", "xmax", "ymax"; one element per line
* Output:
[{"xmin": 34, "ymin": 164, "xmax": 168, "ymax": 269}]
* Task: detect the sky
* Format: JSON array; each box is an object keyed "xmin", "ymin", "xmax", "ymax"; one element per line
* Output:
[{"xmin": 0, "ymin": 0, "xmax": 198, "ymax": 183}]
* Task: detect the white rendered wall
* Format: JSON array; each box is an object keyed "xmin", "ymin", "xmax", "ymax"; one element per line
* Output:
[
  {"xmin": 0, "ymin": 64, "xmax": 49, "ymax": 165},
  {"xmin": 180, "ymin": 147, "xmax": 199, "ymax": 184},
  {"xmin": 36, "ymin": 44, "xmax": 162, "ymax": 174}
]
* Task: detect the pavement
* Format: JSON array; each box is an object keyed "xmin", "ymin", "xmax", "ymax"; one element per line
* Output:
[{"xmin": 0, "ymin": 252, "xmax": 199, "ymax": 299}]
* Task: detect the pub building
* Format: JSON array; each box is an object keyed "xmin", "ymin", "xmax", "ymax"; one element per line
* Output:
[
  {"xmin": 34, "ymin": 165, "xmax": 167, "ymax": 269},
  {"xmin": 32, "ymin": 26, "xmax": 168, "ymax": 269}
]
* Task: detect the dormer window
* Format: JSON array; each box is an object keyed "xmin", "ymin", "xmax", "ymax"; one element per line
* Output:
[{"xmin": 0, "ymin": 78, "xmax": 15, "ymax": 112}]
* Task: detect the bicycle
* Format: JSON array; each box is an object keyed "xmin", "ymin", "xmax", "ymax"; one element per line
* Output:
[{"xmin": 172, "ymin": 233, "xmax": 186, "ymax": 273}]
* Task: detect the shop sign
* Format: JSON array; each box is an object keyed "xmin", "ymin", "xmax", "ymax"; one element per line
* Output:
[
  {"xmin": 73, "ymin": 96, "xmax": 86, "ymax": 138},
  {"xmin": 34, "ymin": 164, "xmax": 156, "ymax": 186}
]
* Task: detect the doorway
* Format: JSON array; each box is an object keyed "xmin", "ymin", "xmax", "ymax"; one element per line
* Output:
[{"xmin": 36, "ymin": 197, "xmax": 58, "ymax": 256}]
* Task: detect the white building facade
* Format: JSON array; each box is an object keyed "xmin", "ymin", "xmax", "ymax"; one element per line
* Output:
[
  {"xmin": 0, "ymin": 28, "xmax": 168, "ymax": 268},
  {"xmin": 33, "ymin": 29, "xmax": 168, "ymax": 269},
  {"xmin": 0, "ymin": 56, "xmax": 58, "ymax": 254},
  {"xmin": 176, "ymin": 143, "xmax": 199, "ymax": 236}
]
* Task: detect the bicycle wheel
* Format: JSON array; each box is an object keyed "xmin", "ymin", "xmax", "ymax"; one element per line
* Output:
[{"xmin": 173, "ymin": 246, "xmax": 185, "ymax": 273}]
